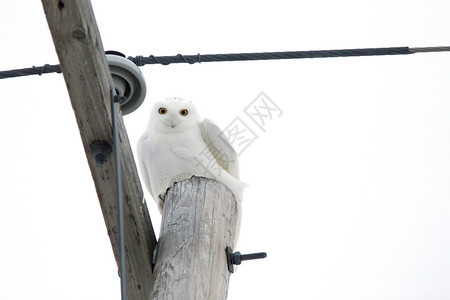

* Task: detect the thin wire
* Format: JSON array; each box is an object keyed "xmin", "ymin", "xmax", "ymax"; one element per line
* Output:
[
  {"xmin": 409, "ymin": 46, "xmax": 450, "ymax": 53},
  {"xmin": 1, "ymin": 46, "xmax": 449, "ymax": 79},
  {"xmin": 111, "ymin": 88, "xmax": 127, "ymax": 300}
]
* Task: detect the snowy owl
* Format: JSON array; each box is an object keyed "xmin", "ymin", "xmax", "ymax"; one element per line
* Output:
[{"xmin": 137, "ymin": 97, "xmax": 246, "ymax": 244}]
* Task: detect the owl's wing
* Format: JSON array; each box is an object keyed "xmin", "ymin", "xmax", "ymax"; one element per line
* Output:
[{"xmin": 200, "ymin": 118, "xmax": 240, "ymax": 179}]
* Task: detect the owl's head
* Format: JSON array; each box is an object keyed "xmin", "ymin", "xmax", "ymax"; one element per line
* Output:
[{"xmin": 149, "ymin": 97, "xmax": 201, "ymax": 133}]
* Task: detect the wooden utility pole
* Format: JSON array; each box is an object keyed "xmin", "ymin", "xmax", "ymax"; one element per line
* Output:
[
  {"xmin": 41, "ymin": 1, "xmax": 157, "ymax": 299},
  {"xmin": 151, "ymin": 177, "xmax": 238, "ymax": 300}
]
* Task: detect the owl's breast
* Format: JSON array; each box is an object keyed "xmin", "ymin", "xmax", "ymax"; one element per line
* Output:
[{"xmin": 146, "ymin": 129, "xmax": 208, "ymax": 198}]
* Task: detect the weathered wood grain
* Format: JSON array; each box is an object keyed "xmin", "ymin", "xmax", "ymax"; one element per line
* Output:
[
  {"xmin": 41, "ymin": 1, "xmax": 156, "ymax": 299},
  {"xmin": 151, "ymin": 177, "xmax": 238, "ymax": 300}
]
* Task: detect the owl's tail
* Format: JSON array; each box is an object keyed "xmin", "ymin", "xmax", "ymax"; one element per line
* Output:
[
  {"xmin": 210, "ymin": 171, "xmax": 247, "ymax": 247},
  {"xmin": 213, "ymin": 170, "xmax": 247, "ymax": 202}
]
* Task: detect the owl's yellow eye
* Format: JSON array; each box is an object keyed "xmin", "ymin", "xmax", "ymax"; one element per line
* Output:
[
  {"xmin": 158, "ymin": 107, "xmax": 167, "ymax": 114},
  {"xmin": 179, "ymin": 109, "xmax": 188, "ymax": 116}
]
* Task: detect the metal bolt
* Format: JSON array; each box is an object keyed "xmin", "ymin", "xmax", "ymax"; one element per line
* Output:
[
  {"xmin": 226, "ymin": 246, "xmax": 267, "ymax": 273},
  {"xmin": 91, "ymin": 141, "xmax": 112, "ymax": 166}
]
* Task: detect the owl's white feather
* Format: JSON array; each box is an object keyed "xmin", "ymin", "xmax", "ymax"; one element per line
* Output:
[{"xmin": 137, "ymin": 97, "xmax": 246, "ymax": 245}]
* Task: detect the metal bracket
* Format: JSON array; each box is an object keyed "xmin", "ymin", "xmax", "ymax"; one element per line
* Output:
[
  {"xmin": 226, "ymin": 246, "xmax": 267, "ymax": 273},
  {"xmin": 114, "ymin": 94, "xmax": 126, "ymax": 104}
]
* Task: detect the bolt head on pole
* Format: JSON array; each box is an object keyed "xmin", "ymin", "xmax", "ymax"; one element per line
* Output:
[
  {"xmin": 91, "ymin": 141, "xmax": 112, "ymax": 167},
  {"xmin": 106, "ymin": 51, "xmax": 147, "ymax": 115}
]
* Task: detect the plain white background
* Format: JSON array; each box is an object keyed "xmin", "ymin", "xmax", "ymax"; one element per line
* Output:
[{"xmin": 1, "ymin": 0, "xmax": 450, "ymax": 299}]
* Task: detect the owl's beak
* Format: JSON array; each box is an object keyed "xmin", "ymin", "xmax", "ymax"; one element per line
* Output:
[{"xmin": 168, "ymin": 114, "xmax": 178, "ymax": 128}]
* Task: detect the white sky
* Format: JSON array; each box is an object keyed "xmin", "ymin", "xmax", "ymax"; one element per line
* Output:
[{"xmin": 1, "ymin": 0, "xmax": 450, "ymax": 299}]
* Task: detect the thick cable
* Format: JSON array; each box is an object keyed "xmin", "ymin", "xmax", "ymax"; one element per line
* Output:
[
  {"xmin": 0, "ymin": 64, "xmax": 61, "ymax": 79},
  {"xmin": 1, "ymin": 46, "xmax": 450, "ymax": 79},
  {"xmin": 128, "ymin": 47, "xmax": 412, "ymax": 66}
]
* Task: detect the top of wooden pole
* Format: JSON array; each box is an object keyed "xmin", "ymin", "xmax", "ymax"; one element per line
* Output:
[{"xmin": 152, "ymin": 177, "xmax": 238, "ymax": 300}]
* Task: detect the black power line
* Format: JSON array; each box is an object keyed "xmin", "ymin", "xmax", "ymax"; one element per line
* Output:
[
  {"xmin": 1, "ymin": 46, "xmax": 449, "ymax": 80},
  {"xmin": 0, "ymin": 64, "xmax": 62, "ymax": 79}
]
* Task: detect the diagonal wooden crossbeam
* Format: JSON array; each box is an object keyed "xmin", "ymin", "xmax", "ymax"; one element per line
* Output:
[{"xmin": 41, "ymin": 1, "xmax": 157, "ymax": 299}]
